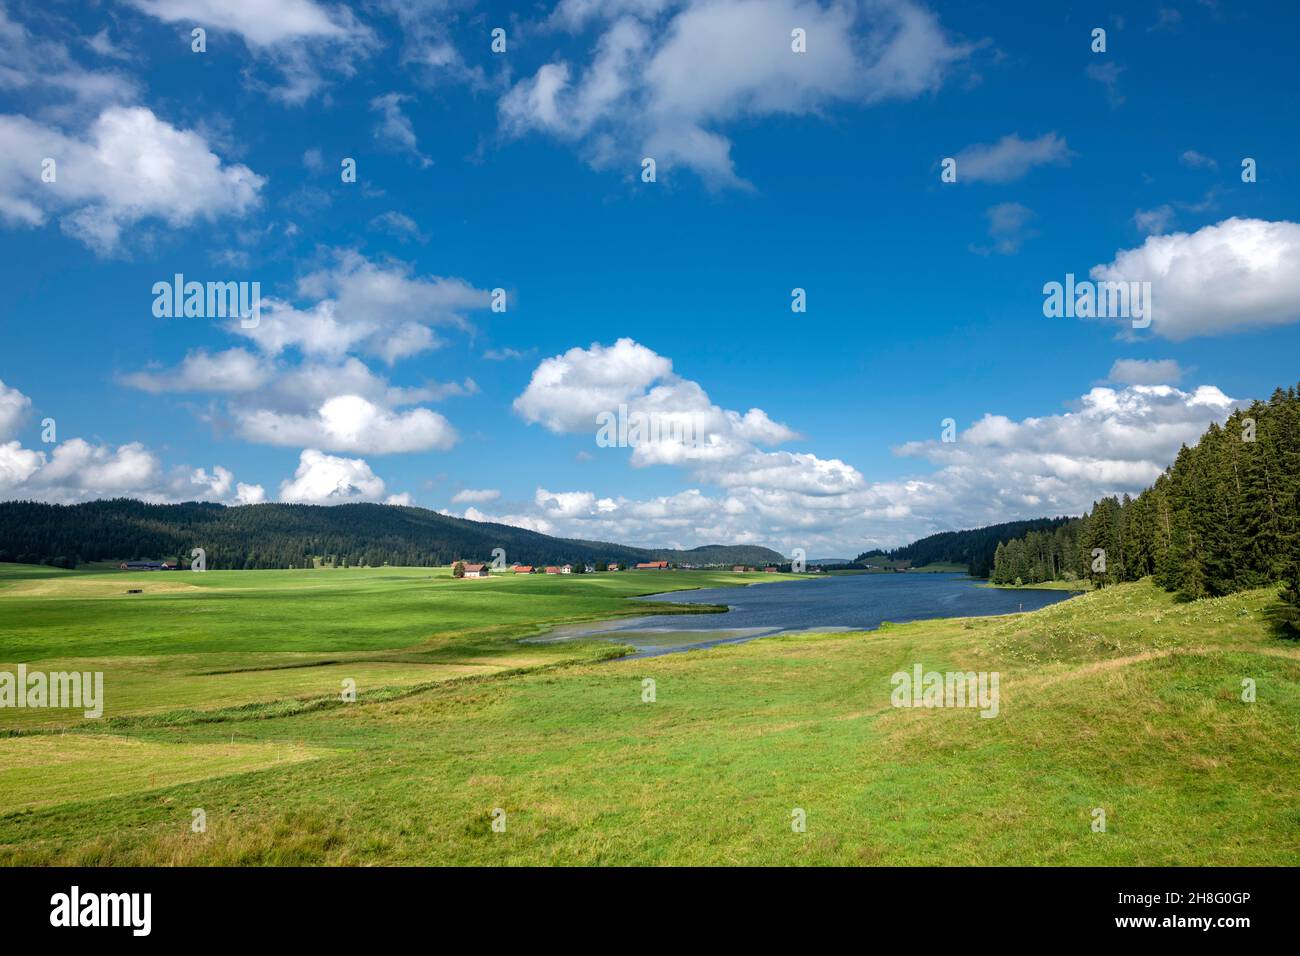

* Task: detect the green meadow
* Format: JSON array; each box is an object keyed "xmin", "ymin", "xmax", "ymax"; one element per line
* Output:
[{"xmin": 0, "ymin": 563, "xmax": 1297, "ymax": 865}]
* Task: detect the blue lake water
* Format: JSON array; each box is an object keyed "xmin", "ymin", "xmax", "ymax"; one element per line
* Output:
[{"xmin": 530, "ymin": 572, "xmax": 1077, "ymax": 658}]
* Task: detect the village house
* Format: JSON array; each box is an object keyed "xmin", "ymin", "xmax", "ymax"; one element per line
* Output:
[
  {"xmin": 763, "ymin": 567, "xmax": 779, "ymax": 573},
  {"xmin": 561, "ymin": 564, "xmax": 572, "ymax": 574},
  {"xmin": 635, "ymin": 560, "xmax": 669, "ymax": 570},
  {"xmin": 544, "ymin": 566, "xmax": 561, "ymax": 575},
  {"xmin": 607, "ymin": 563, "xmax": 620, "ymax": 572},
  {"xmin": 511, "ymin": 565, "xmax": 533, "ymax": 574},
  {"xmin": 732, "ymin": 565, "xmax": 750, "ymax": 573},
  {"xmin": 461, "ymin": 563, "xmax": 490, "ymax": 578}
]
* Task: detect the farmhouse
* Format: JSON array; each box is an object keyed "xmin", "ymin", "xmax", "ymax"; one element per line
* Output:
[
  {"xmin": 511, "ymin": 565, "xmax": 533, "ymax": 574},
  {"xmin": 462, "ymin": 563, "xmax": 490, "ymax": 578},
  {"xmin": 607, "ymin": 563, "xmax": 620, "ymax": 572},
  {"xmin": 732, "ymin": 565, "xmax": 750, "ymax": 573},
  {"xmin": 763, "ymin": 567, "xmax": 779, "ymax": 573},
  {"xmin": 544, "ymin": 566, "xmax": 561, "ymax": 575},
  {"xmin": 561, "ymin": 564, "xmax": 572, "ymax": 574},
  {"xmin": 635, "ymin": 561, "xmax": 669, "ymax": 570}
]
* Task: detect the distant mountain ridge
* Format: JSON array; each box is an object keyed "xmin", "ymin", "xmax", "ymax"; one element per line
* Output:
[{"xmin": 0, "ymin": 499, "xmax": 786, "ymax": 570}]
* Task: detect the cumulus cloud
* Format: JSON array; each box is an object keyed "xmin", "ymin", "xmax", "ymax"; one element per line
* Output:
[
  {"xmin": 952, "ymin": 132, "xmax": 1072, "ymax": 184},
  {"xmin": 233, "ymin": 250, "xmax": 493, "ymax": 363},
  {"xmin": 514, "ymin": 338, "xmax": 800, "ymax": 469},
  {"xmin": 235, "ymin": 394, "xmax": 458, "ymax": 454},
  {"xmin": 119, "ymin": 349, "xmax": 272, "ymax": 394},
  {"xmin": 1087, "ymin": 218, "xmax": 1300, "ymax": 340},
  {"xmin": 491, "ymin": 344, "xmax": 1248, "ymax": 554},
  {"xmin": 888, "ymin": 384, "xmax": 1243, "ymax": 528},
  {"xmin": 119, "ymin": 253, "xmax": 491, "ymax": 463},
  {"xmin": 277, "ymin": 448, "xmax": 389, "ymax": 503},
  {"xmin": 501, "ymin": 0, "xmax": 970, "ymax": 186},
  {"xmin": 0, "ymin": 106, "xmax": 263, "ymax": 253},
  {"xmin": 0, "ymin": 381, "xmax": 260, "ymax": 505},
  {"xmin": 0, "ymin": 380, "xmax": 32, "ymax": 439}
]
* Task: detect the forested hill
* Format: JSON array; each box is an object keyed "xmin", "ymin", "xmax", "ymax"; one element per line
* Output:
[
  {"xmin": 991, "ymin": 384, "xmax": 1300, "ymax": 625},
  {"xmin": 856, "ymin": 517, "xmax": 1077, "ymax": 577},
  {"xmin": 0, "ymin": 499, "xmax": 785, "ymax": 570}
]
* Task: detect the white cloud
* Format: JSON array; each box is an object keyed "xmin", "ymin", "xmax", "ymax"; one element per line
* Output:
[
  {"xmin": 500, "ymin": 340, "xmax": 1248, "ymax": 553},
  {"xmin": 501, "ymin": 0, "xmax": 970, "ymax": 186},
  {"xmin": 235, "ymin": 394, "xmax": 458, "ymax": 454},
  {"xmin": 120, "ymin": 349, "xmax": 272, "ymax": 393},
  {"xmin": 235, "ymin": 482, "xmax": 267, "ymax": 504},
  {"xmin": 118, "ymin": 253, "xmax": 489, "ymax": 466},
  {"xmin": 461, "ymin": 506, "xmax": 555, "ymax": 535},
  {"xmin": 952, "ymin": 132, "xmax": 1071, "ymax": 184},
  {"xmin": 892, "ymin": 384, "xmax": 1242, "ymax": 514},
  {"xmin": 127, "ymin": 0, "xmax": 348, "ymax": 45},
  {"xmin": 124, "ymin": 0, "xmax": 374, "ymax": 103},
  {"xmin": 369, "ymin": 210, "xmax": 425, "ymax": 241},
  {"xmin": 1133, "ymin": 205, "xmax": 1174, "ymax": 235},
  {"xmin": 0, "ymin": 380, "xmax": 32, "ymax": 439},
  {"xmin": 971, "ymin": 201, "xmax": 1035, "ymax": 255},
  {"xmin": 229, "ymin": 253, "xmax": 492, "ymax": 365},
  {"xmin": 451, "ymin": 488, "xmax": 502, "ymax": 504},
  {"xmin": 514, "ymin": 338, "xmax": 673, "ymax": 432},
  {"xmin": 278, "ymin": 448, "xmax": 388, "ymax": 503},
  {"xmin": 0, "ymin": 8, "xmax": 138, "ymax": 118},
  {"xmin": 514, "ymin": 338, "xmax": 800, "ymax": 471},
  {"xmin": 0, "ymin": 106, "xmax": 263, "ymax": 253},
  {"xmin": 1107, "ymin": 358, "xmax": 1187, "ymax": 385},
  {"xmin": 484, "ymin": 348, "xmax": 531, "ymax": 361},
  {"xmin": 1085, "ymin": 61, "xmax": 1125, "ymax": 107},
  {"xmin": 1180, "ymin": 149, "xmax": 1217, "ymax": 169},
  {"xmin": 0, "ymin": 386, "xmax": 259, "ymax": 506},
  {"xmin": 1088, "ymin": 218, "xmax": 1300, "ymax": 340},
  {"xmin": 370, "ymin": 93, "xmax": 432, "ymax": 167}
]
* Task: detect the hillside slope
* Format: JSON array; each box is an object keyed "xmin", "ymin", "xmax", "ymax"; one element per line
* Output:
[{"xmin": 0, "ymin": 499, "xmax": 785, "ymax": 570}]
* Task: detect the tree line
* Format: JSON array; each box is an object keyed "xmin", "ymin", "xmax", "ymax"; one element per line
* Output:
[
  {"xmin": 858, "ymin": 517, "xmax": 1076, "ymax": 578},
  {"xmin": 991, "ymin": 383, "xmax": 1300, "ymax": 627},
  {"xmin": 0, "ymin": 499, "xmax": 781, "ymax": 571}
]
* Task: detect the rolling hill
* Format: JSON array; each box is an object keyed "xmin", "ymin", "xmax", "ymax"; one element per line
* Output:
[{"xmin": 0, "ymin": 498, "xmax": 786, "ymax": 571}]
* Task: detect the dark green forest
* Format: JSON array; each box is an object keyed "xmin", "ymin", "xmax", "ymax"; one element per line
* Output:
[
  {"xmin": 990, "ymin": 384, "xmax": 1300, "ymax": 625},
  {"xmin": 857, "ymin": 517, "xmax": 1076, "ymax": 577},
  {"xmin": 0, "ymin": 499, "xmax": 783, "ymax": 570}
]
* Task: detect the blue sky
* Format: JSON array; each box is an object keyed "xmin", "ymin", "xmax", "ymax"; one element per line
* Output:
[{"xmin": 1, "ymin": 0, "xmax": 1298, "ymax": 555}]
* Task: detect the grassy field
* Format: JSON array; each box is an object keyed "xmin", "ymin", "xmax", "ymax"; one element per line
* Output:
[{"xmin": 1, "ymin": 563, "xmax": 1297, "ymax": 865}]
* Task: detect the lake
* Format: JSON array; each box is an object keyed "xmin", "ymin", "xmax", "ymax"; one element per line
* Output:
[{"xmin": 530, "ymin": 572, "xmax": 1077, "ymax": 658}]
